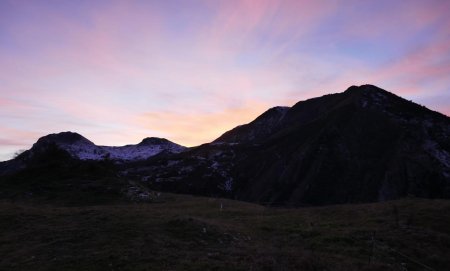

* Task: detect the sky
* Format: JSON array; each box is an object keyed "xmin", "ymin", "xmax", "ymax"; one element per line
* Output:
[{"xmin": 1, "ymin": 0, "xmax": 450, "ymax": 161}]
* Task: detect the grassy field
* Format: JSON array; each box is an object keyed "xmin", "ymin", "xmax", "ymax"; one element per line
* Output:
[{"xmin": 1, "ymin": 195, "xmax": 449, "ymax": 270}]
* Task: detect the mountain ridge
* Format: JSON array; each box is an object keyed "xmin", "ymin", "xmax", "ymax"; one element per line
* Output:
[
  {"xmin": 131, "ymin": 84, "xmax": 450, "ymax": 205},
  {"xmin": 13, "ymin": 131, "xmax": 187, "ymax": 163},
  {"xmin": 1, "ymin": 84, "xmax": 449, "ymax": 206}
]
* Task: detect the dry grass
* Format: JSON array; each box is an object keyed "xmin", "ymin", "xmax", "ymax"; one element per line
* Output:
[{"xmin": 1, "ymin": 195, "xmax": 449, "ymax": 270}]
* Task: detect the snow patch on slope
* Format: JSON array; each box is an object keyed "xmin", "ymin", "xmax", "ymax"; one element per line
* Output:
[{"xmin": 37, "ymin": 133, "xmax": 186, "ymax": 161}]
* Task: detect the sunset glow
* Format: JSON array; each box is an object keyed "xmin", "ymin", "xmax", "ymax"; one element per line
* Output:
[{"xmin": 1, "ymin": 0, "xmax": 450, "ymax": 160}]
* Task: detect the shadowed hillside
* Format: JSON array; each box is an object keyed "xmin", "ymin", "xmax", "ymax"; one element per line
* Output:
[
  {"xmin": 0, "ymin": 196, "xmax": 449, "ymax": 270},
  {"xmin": 128, "ymin": 85, "xmax": 450, "ymax": 205}
]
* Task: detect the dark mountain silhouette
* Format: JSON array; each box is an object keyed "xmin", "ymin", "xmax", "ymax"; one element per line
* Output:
[
  {"xmin": 214, "ymin": 106, "xmax": 290, "ymax": 143},
  {"xmin": 227, "ymin": 85, "xmax": 450, "ymax": 205},
  {"xmin": 128, "ymin": 85, "xmax": 450, "ymax": 205},
  {"xmin": 1, "ymin": 84, "xmax": 449, "ymax": 205}
]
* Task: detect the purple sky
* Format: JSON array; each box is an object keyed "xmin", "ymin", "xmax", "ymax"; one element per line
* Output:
[{"xmin": 1, "ymin": 0, "xmax": 449, "ymax": 160}]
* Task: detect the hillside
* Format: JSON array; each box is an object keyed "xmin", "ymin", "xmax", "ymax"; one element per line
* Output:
[
  {"xmin": 1, "ymin": 196, "xmax": 449, "ymax": 270},
  {"xmin": 1, "ymin": 84, "xmax": 449, "ymax": 206},
  {"xmin": 129, "ymin": 85, "xmax": 450, "ymax": 205}
]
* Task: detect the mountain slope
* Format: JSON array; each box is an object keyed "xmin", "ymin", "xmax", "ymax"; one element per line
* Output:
[
  {"xmin": 27, "ymin": 132, "xmax": 186, "ymax": 162},
  {"xmin": 133, "ymin": 85, "xmax": 450, "ymax": 205},
  {"xmin": 0, "ymin": 132, "xmax": 186, "ymax": 203},
  {"xmin": 229, "ymin": 85, "xmax": 450, "ymax": 205},
  {"xmin": 1, "ymin": 84, "xmax": 449, "ymax": 206},
  {"xmin": 214, "ymin": 106, "xmax": 290, "ymax": 143}
]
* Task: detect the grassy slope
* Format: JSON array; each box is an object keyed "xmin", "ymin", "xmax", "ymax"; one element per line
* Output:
[{"xmin": 1, "ymin": 195, "xmax": 449, "ymax": 271}]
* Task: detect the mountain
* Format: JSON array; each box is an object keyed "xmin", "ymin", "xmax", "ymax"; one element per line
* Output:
[
  {"xmin": 0, "ymin": 131, "xmax": 186, "ymax": 178},
  {"xmin": 129, "ymin": 84, "xmax": 450, "ymax": 205},
  {"xmin": 1, "ymin": 84, "xmax": 449, "ymax": 206},
  {"xmin": 214, "ymin": 106, "xmax": 290, "ymax": 143},
  {"xmin": 0, "ymin": 132, "xmax": 186, "ymax": 203},
  {"xmin": 25, "ymin": 131, "xmax": 186, "ymax": 162},
  {"xmin": 228, "ymin": 85, "xmax": 450, "ymax": 205}
]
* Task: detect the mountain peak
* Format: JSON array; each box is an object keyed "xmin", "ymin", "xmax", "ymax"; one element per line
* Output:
[
  {"xmin": 35, "ymin": 131, "xmax": 93, "ymax": 146},
  {"xmin": 344, "ymin": 84, "xmax": 387, "ymax": 92},
  {"xmin": 271, "ymin": 106, "xmax": 290, "ymax": 112},
  {"xmin": 138, "ymin": 137, "xmax": 171, "ymax": 146},
  {"xmin": 23, "ymin": 132, "xmax": 187, "ymax": 162},
  {"xmin": 344, "ymin": 84, "xmax": 444, "ymax": 119}
]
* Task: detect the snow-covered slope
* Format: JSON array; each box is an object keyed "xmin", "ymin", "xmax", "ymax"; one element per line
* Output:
[{"xmin": 30, "ymin": 132, "xmax": 186, "ymax": 161}]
